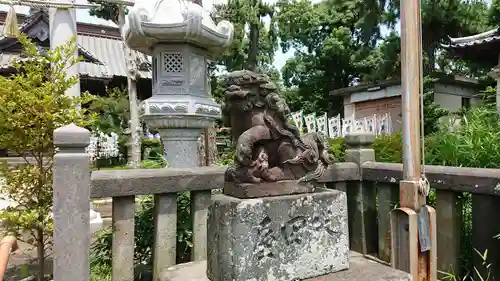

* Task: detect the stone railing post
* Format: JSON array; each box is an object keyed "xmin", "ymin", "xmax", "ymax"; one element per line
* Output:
[
  {"xmin": 344, "ymin": 133, "xmax": 377, "ymax": 255},
  {"xmin": 53, "ymin": 124, "xmax": 90, "ymax": 281}
]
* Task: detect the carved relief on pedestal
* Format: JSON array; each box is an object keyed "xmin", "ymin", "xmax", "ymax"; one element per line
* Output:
[
  {"xmin": 148, "ymin": 102, "xmax": 189, "ymax": 114},
  {"xmin": 195, "ymin": 104, "xmax": 221, "ymax": 116},
  {"xmin": 253, "ymin": 209, "xmax": 343, "ymax": 262}
]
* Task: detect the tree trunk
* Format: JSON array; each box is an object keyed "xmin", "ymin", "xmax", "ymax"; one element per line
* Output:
[
  {"xmin": 36, "ymin": 227, "xmax": 44, "ymax": 281},
  {"xmin": 118, "ymin": 7, "xmax": 141, "ymax": 169},
  {"xmin": 247, "ymin": 23, "xmax": 260, "ymax": 71}
]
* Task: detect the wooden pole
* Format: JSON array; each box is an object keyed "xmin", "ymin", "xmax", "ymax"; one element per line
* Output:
[{"xmin": 390, "ymin": 0, "xmax": 437, "ymax": 279}]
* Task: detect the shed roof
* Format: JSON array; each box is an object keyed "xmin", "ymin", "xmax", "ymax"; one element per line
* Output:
[
  {"xmin": 0, "ymin": 10, "xmax": 151, "ymax": 79},
  {"xmin": 330, "ymin": 74, "xmax": 479, "ymax": 97}
]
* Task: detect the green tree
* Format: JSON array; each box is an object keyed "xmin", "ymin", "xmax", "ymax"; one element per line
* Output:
[
  {"xmin": 275, "ymin": 0, "xmax": 390, "ymax": 114},
  {"xmin": 276, "ymin": 0, "xmax": 491, "ymax": 115},
  {"xmin": 89, "ymin": 87, "xmax": 130, "ymax": 134},
  {"xmin": 423, "ymin": 77, "xmax": 450, "ymax": 135},
  {"xmin": 0, "ymin": 35, "xmax": 95, "ymax": 281},
  {"xmin": 212, "ymin": 0, "xmax": 279, "ymax": 72},
  {"xmin": 88, "ymin": 1, "xmax": 142, "ymax": 168}
]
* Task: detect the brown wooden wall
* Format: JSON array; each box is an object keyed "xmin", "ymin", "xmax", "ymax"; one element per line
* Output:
[{"xmin": 354, "ymin": 96, "xmax": 402, "ymax": 132}]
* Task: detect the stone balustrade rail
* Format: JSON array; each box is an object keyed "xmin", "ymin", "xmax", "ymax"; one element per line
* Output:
[{"xmin": 3, "ymin": 125, "xmax": 500, "ymax": 281}]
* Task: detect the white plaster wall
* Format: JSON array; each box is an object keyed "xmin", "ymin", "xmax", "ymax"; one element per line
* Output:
[
  {"xmin": 434, "ymin": 92, "xmax": 462, "ymax": 113},
  {"xmin": 433, "ymin": 83, "xmax": 481, "ymax": 113},
  {"xmin": 343, "ymin": 96, "xmax": 355, "ymax": 118}
]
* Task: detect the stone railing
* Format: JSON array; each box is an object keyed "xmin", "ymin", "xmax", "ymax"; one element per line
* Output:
[{"xmin": 48, "ymin": 125, "xmax": 500, "ymax": 281}]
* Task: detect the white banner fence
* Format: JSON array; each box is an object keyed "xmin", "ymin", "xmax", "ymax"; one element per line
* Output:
[{"xmin": 291, "ymin": 111, "xmax": 393, "ymax": 138}]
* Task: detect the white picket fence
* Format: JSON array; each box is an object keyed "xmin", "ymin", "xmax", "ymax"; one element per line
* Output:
[{"xmin": 291, "ymin": 111, "xmax": 393, "ymax": 138}]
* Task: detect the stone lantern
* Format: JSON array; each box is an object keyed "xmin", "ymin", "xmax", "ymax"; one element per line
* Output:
[{"xmin": 122, "ymin": 0, "xmax": 234, "ymax": 168}]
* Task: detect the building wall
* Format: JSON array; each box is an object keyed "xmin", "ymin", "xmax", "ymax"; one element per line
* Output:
[
  {"xmin": 433, "ymin": 83, "xmax": 481, "ymax": 113},
  {"xmin": 341, "ymin": 81, "xmax": 481, "ymax": 135},
  {"xmin": 343, "ymin": 96, "xmax": 355, "ymax": 118}
]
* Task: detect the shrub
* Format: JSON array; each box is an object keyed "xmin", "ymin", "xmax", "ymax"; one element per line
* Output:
[
  {"xmin": 425, "ymin": 105, "xmax": 500, "ymax": 168},
  {"xmin": 373, "ymin": 133, "xmax": 403, "ymax": 163},
  {"xmin": 88, "ymin": 87, "xmax": 129, "ymax": 133},
  {"xmin": 141, "ymin": 138, "xmax": 164, "ymax": 161},
  {"xmin": 328, "ymin": 134, "xmax": 404, "ymax": 163},
  {"xmin": 0, "ymin": 35, "xmax": 95, "ymax": 281},
  {"xmin": 327, "ymin": 137, "xmax": 345, "ymax": 162},
  {"xmin": 90, "ymin": 182, "xmax": 191, "ymax": 280}
]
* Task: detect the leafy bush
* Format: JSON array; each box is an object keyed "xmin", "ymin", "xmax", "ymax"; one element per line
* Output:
[
  {"xmin": 90, "ymin": 189, "xmax": 192, "ymax": 280},
  {"xmin": 423, "ymin": 76, "xmax": 449, "ymax": 136},
  {"xmin": 141, "ymin": 138, "xmax": 164, "ymax": 161},
  {"xmin": 425, "ymin": 105, "xmax": 500, "ymax": 168},
  {"xmin": 328, "ymin": 137, "xmax": 346, "ymax": 162},
  {"xmin": 88, "ymin": 87, "xmax": 130, "ymax": 134},
  {"xmin": 217, "ymin": 148, "xmax": 235, "ymax": 166},
  {"xmin": 141, "ymin": 138, "xmax": 163, "ymax": 151},
  {"xmin": 373, "ymin": 133, "xmax": 403, "ymax": 163},
  {"xmin": 90, "ymin": 196, "xmax": 155, "ymax": 281},
  {"xmin": 0, "ymin": 35, "xmax": 95, "ymax": 281},
  {"xmin": 328, "ymin": 134, "xmax": 404, "ymax": 163}
]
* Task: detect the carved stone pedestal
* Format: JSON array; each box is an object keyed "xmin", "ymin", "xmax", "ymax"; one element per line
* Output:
[{"xmin": 207, "ymin": 187, "xmax": 349, "ymax": 281}]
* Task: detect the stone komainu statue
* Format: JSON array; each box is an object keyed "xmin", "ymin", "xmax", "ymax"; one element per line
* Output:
[{"xmin": 222, "ymin": 70, "xmax": 335, "ymax": 184}]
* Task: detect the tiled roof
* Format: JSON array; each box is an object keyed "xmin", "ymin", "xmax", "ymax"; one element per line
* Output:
[
  {"xmin": 78, "ymin": 35, "xmax": 151, "ymax": 79},
  {"xmin": 0, "ymin": 10, "xmax": 151, "ymax": 79},
  {"xmin": 442, "ymin": 28, "xmax": 500, "ymax": 49}
]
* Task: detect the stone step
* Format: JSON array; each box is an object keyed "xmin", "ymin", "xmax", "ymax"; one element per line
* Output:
[{"xmin": 160, "ymin": 252, "xmax": 412, "ymax": 281}]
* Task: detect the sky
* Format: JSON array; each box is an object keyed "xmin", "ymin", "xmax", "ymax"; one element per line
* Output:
[{"xmin": 0, "ymin": 0, "xmax": 492, "ymax": 71}]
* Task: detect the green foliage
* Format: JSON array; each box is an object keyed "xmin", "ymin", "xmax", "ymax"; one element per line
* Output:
[
  {"xmin": 423, "ymin": 77, "xmax": 450, "ymax": 135},
  {"xmin": 90, "ymin": 263, "xmax": 112, "ymax": 281},
  {"xmin": 489, "ymin": 0, "xmax": 500, "ymax": 26},
  {"xmin": 373, "ymin": 134, "xmax": 404, "ymax": 163},
  {"xmin": 425, "ymin": 105, "xmax": 500, "ymax": 168},
  {"xmin": 479, "ymin": 86, "xmax": 497, "ymax": 105},
  {"xmin": 0, "ymin": 34, "xmax": 96, "ymax": 281},
  {"xmin": 328, "ymin": 138, "xmax": 346, "ymax": 162},
  {"xmin": 273, "ymin": 0, "xmax": 492, "ymax": 115},
  {"xmin": 141, "ymin": 138, "xmax": 163, "ymax": 152},
  {"xmin": 88, "ymin": 87, "xmax": 130, "ymax": 134},
  {"xmin": 88, "ymin": 0, "xmax": 122, "ymax": 24},
  {"xmin": 439, "ymin": 248, "xmax": 493, "ymax": 281},
  {"xmin": 140, "ymin": 158, "xmax": 167, "ymax": 169},
  {"xmin": 140, "ymin": 138, "xmax": 166, "ymax": 166},
  {"xmin": 217, "ymin": 149, "xmax": 236, "ymax": 166},
  {"xmin": 212, "ymin": 0, "xmax": 278, "ymax": 72},
  {"xmin": 91, "ymin": 193, "xmax": 193, "ymax": 274}
]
